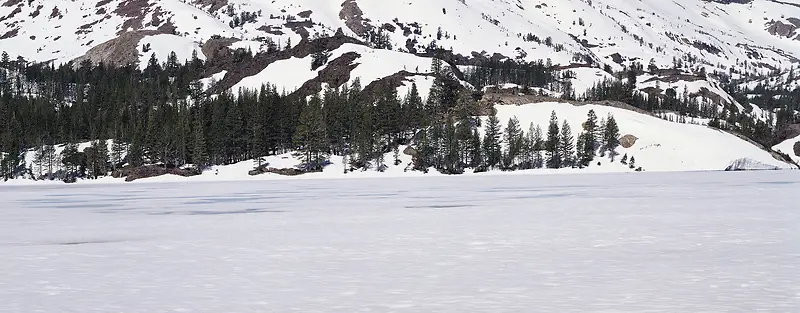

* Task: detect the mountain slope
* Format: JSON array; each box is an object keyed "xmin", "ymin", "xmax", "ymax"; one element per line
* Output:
[{"xmin": 3, "ymin": 0, "xmax": 800, "ymax": 76}]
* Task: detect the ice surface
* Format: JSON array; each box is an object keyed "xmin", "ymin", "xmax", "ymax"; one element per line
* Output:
[{"xmin": 1, "ymin": 171, "xmax": 799, "ymax": 312}]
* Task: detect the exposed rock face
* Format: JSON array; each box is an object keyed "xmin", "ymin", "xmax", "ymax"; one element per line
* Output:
[
  {"xmin": 266, "ymin": 167, "xmax": 304, "ymax": 176},
  {"xmin": 794, "ymin": 141, "xmax": 800, "ymax": 157},
  {"xmin": 340, "ymin": 0, "xmax": 371, "ymax": 37},
  {"xmin": 191, "ymin": 0, "xmax": 229, "ymax": 12},
  {"xmin": 113, "ymin": 165, "xmax": 201, "ymax": 182},
  {"xmin": 620, "ymin": 134, "xmax": 638, "ymax": 148},
  {"xmin": 767, "ymin": 20, "xmax": 799, "ymax": 39},
  {"xmin": 403, "ymin": 146, "xmax": 418, "ymax": 158}
]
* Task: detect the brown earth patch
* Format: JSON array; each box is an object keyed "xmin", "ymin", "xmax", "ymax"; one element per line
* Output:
[{"xmin": 71, "ymin": 30, "xmax": 163, "ymax": 67}]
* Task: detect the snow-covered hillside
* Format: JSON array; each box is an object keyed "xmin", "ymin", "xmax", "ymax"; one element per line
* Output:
[{"xmin": 485, "ymin": 102, "xmax": 794, "ymax": 172}]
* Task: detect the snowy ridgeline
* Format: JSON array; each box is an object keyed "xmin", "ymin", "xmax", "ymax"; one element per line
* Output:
[
  {"xmin": 2, "ymin": 102, "xmax": 795, "ymax": 185},
  {"xmin": 1, "ymin": 171, "xmax": 799, "ymax": 312}
]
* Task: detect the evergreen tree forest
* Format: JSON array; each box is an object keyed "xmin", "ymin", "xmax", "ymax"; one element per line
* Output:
[{"xmin": 0, "ymin": 50, "xmax": 633, "ymax": 181}]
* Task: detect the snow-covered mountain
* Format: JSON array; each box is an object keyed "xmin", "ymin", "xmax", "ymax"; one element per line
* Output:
[{"xmin": 3, "ymin": 0, "xmax": 800, "ymax": 90}]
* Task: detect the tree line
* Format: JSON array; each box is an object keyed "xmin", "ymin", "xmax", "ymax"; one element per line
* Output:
[{"xmin": 0, "ymin": 49, "xmax": 633, "ymax": 181}]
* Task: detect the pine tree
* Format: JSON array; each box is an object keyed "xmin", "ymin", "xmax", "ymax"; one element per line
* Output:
[
  {"xmin": 468, "ymin": 128, "xmax": 482, "ymax": 168},
  {"xmin": 621, "ymin": 153, "xmax": 628, "ymax": 165},
  {"xmin": 111, "ymin": 137, "xmax": 126, "ymax": 170},
  {"xmin": 503, "ymin": 117, "xmax": 523, "ymax": 169},
  {"xmin": 483, "ymin": 111, "xmax": 503, "ymax": 169},
  {"xmin": 192, "ymin": 112, "xmax": 209, "ymax": 169},
  {"xmin": 61, "ymin": 142, "xmax": 80, "ymax": 178},
  {"xmin": 33, "ymin": 144, "xmax": 45, "ymax": 178},
  {"xmin": 443, "ymin": 118, "xmax": 462, "ymax": 174},
  {"xmin": 558, "ymin": 120, "xmax": 575, "ymax": 168},
  {"xmin": 603, "ymin": 114, "xmax": 621, "ymax": 157},
  {"xmin": 415, "ymin": 127, "xmax": 433, "ymax": 171},
  {"xmin": 532, "ymin": 124, "xmax": 544, "ymax": 169},
  {"xmin": 393, "ymin": 145, "xmax": 401, "ymax": 166},
  {"xmin": 575, "ymin": 132, "xmax": 588, "ymax": 168},
  {"xmin": 629, "ymin": 156, "xmax": 636, "ymax": 169},
  {"xmin": 581, "ymin": 109, "xmax": 599, "ymax": 166},
  {"xmin": 311, "ymin": 50, "xmax": 331, "ymax": 70},
  {"xmin": 42, "ymin": 144, "xmax": 58, "ymax": 178},
  {"xmin": 293, "ymin": 94, "xmax": 327, "ymax": 172},
  {"xmin": 88, "ymin": 140, "xmax": 109, "ymax": 179},
  {"xmin": 545, "ymin": 111, "xmax": 562, "ymax": 169}
]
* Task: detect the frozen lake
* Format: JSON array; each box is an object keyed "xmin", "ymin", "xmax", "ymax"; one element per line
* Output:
[{"xmin": 1, "ymin": 171, "xmax": 799, "ymax": 312}]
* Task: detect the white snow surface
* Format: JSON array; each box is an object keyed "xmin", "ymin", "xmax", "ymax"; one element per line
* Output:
[
  {"xmin": 137, "ymin": 34, "xmax": 205, "ymax": 69},
  {"xmin": 773, "ymin": 136, "xmax": 800, "ymax": 164},
  {"xmin": 485, "ymin": 102, "xmax": 794, "ymax": 171},
  {"xmin": 1, "ymin": 171, "xmax": 799, "ymax": 312},
  {"xmin": 232, "ymin": 54, "xmax": 318, "ymax": 93}
]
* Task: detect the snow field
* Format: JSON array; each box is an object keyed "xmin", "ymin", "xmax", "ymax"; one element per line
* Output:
[
  {"xmin": 137, "ymin": 34, "xmax": 205, "ymax": 69},
  {"xmin": 1, "ymin": 170, "xmax": 798, "ymax": 312}
]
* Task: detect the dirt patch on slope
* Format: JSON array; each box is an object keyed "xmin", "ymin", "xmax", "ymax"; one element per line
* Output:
[
  {"xmin": 71, "ymin": 30, "xmax": 161, "ymax": 67},
  {"xmin": 201, "ymin": 36, "xmax": 239, "ymax": 61}
]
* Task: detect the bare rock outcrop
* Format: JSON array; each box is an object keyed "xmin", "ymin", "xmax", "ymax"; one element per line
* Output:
[
  {"xmin": 620, "ymin": 134, "xmax": 638, "ymax": 148},
  {"xmin": 113, "ymin": 165, "xmax": 201, "ymax": 182},
  {"xmin": 340, "ymin": 0, "xmax": 372, "ymax": 37}
]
